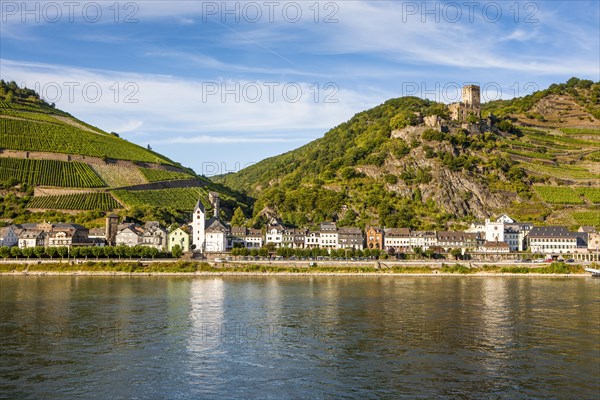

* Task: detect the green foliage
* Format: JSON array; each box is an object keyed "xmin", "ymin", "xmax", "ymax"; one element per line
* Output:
[
  {"xmin": 171, "ymin": 244, "xmax": 183, "ymax": 258},
  {"xmin": 0, "ymin": 117, "xmax": 172, "ymax": 164},
  {"xmin": 27, "ymin": 193, "xmax": 121, "ymax": 211},
  {"xmin": 534, "ymin": 186, "xmax": 584, "ymax": 204},
  {"xmin": 560, "ymin": 128, "xmax": 600, "ymax": 136},
  {"xmin": 139, "ymin": 168, "xmax": 193, "ymax": 182},
  {"xmin": 496, "ymin": 120, "xmax": 515, "ymax": 132},
  {"xmin": 230, "ymin": 206, "xmax": 246, "ymax": 226},
  {"xmin": 422, "ymin": 129, "xmax": 446, "ymax": 141},
  {"xmin": 0, "ymin": 158, "xmax": 105, "ymax": 188},
  {"xmin": 483, "ymin": 78, "xmax": 600, "ymax": 119},
  {"xmin": 440, "ymin": 264, "xmax": 474, "ymax": 274},
  {"xmin": 575, "ymin": 187, "xmax": 600, "ymax": 203},
  {"xmin": 572, "ymin": 211, "xmax": 600, "ymax": 227},
  {"xmin": 112, "ymin": 187, "xmax": 206, "ymax": 210},
  {"xmin": 390, "ymin": 110, "xmax": 420, "ymax": 130}
]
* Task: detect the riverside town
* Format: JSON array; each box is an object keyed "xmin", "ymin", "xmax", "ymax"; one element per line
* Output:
[{"xmin": 2, "ymin": 196, "xmax": 598, "ymax": 263}]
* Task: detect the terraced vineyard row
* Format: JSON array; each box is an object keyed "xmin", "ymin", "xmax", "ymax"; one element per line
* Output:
[
  {"xmin": 0, "ymin": 118, "xmax": 171, "ymax": 164},
  {"xmin": 533, "ymin": 186, "xmax": 583, "ymax": 204},
  {"xmin": 0, "ymin": 158, "xmax": 106, "ymax": 188},
  {"xmin": 560, "ymin": 128, "xmax": 600, "ymax": 136},
  {"xmin": 520, "ymin": 161, "xmax": 599, "ymax": 180},
  {"xmin": 572, "ymin": 211, "xmax": 600, "ymax": 227},
  {"xmin": 91, "ymin": 164, "xmax": 148, "ymax": 187},
  {"xmin": 112, "ymin": 187, "xmax": 206, "ymax": 210},
  {"xmin": 140, "ymin": 168, "xmax": 193, "ymax": 182},
  {"xmin": 576, "ymin": 187, "xmax": 600, "ymax": 203},
  {"xmin": 0, "ymin": 109, "xmax": 62, "ymax": 124},
  {"xmin": 27, "ymin": 192, "xmax": 121, "ymax": 211}
]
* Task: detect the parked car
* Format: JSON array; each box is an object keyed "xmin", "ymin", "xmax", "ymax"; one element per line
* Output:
[
  {"xmin": 544, "ymin": 259, "xmax": 554, "ymax": 263},
  {"xmin": 565, "ymin": 259, "xmax": 575, "ymax": 263},
  {"xmin": 523, "ymin": 259, "xmax": 532, "ymax": 263}
]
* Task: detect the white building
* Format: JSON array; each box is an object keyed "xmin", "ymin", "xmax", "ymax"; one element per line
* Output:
[
  {"xmin": 528, "ymin": 226, "xmax": 578, "ymax": 254},
  {"xmin": 384, "ymin": 228, "xmax": 411, "ymax": 253},
  {"xmin": 18, "ymin": 229, "xmax": 45, "ymax": 248},
  {"xmin": 467, "ymin": 215, "xmax": 531, "ymax": 252},
  {"xmin": 192, "ymin": 200, "xmax": 206, "ymax": 252},
  {"xmin": 305, "ymin": 231, "xmax": 320, "ymax": 248},
  {"xmin": 410, "ymin": 231, "xmax": 437, "ymax": 250},
  {"xmin": 230, "ymin": 227, "xmax": 263, "ymax": 249},
  {"xmin": 246, "ymin": 229, "xmax": 263, "ymax": 248},
  {"xmin": 115, "ymin": 223, "xmax": 144, "ymax": 247},
  {"xmin": 319, "ymin": 222, "xmax": 338, "ymax": 249},
  {"xmin": 266, "ymin": 225, "xmax": 284, "ymax": 247},
  {"xmin": 205, "ymin": 218, "xmax": 228, "ymax": 253}
]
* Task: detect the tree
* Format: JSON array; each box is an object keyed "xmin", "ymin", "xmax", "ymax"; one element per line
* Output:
[
  {"xmin": 0, "ymin": 246, "xmax": 10, "ymax": 259},
  {"xmin": 70, "ymin": 247, "xmax": 81, "ymax": 259},
  {"xmin": 390, "ymin": 110, "xmax": 420, "ymax": 130},
  {"xmin": 103, "ymin": 246, "xmax": 115, "ymax": 259},
  {"xmin": 10, "ymin": 246, "xmax": 21, "ymax": 258},
  {"xmin": 114, "ymin": 245, "xmax": 127, "ymax": 260},
  {"xmin": 148, "ymin": 247, "xmax": 159, "ymax": 260},
  {"xmin": 92, "ymin": 246, "xmax": 103, "ymax": 260},
  {"xmin": 56, "ymin": 247, "xmax": 68, "ymax": 260},
  {"xmin": 45, "ymin": 247, "xmax": 57, "ymax": 259},
  {"xmin": 258, "ymin": 247, "xmax": 269, "ymax": 257},
  {"xmin": 413, "ymin": 247, "xmax": 423, "ymax": 258},
  {"xmin": 171, "ymin": 244, "xmax": 183, "ymax": 258},
  {"xmin": 22, "ymin": 247, "xmax": 35, "ymax": 259},
  {"xmin": 231, "ymin": 207, "xmax": 246, "ymax": 226},
  {"xmin": 450, "ymin": 248, "xmax": 462, "ymax": 260},
  {"xmin": 33, "ymin": 246, "xmax": 45, "ymax": 259}
]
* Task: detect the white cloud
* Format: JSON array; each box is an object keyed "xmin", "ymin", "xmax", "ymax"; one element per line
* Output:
[
  {"xmin": 156, "ymin": 135, "xmax": 309, "ymax": 144},
  {"xmin": 0, "ymin": 58, "xmax": 379, "ymax": 140}
]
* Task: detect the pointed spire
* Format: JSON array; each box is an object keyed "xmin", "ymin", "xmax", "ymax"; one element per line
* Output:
[{"xmin": 194, "ymin": 199, "xmax": 205, "ymax": 212}]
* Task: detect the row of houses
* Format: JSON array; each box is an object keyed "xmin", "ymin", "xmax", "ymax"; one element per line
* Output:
[
  {"xmin": 366, "ymin": 214, "xmax": 598, "ymax": 256},
  {"xmin": 1, "ymin": 205, "xmax": 598, "ymax": 259},
  {"xmin": 0, "ymin": 219, "xmax": 178, "ymax": 252}
]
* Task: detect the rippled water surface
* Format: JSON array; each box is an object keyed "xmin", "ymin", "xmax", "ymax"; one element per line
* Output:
[{"xmin": 1, "ymin": 276, "xmax": 599, "ymax": 399}]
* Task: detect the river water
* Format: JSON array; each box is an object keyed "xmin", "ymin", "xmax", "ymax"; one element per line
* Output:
[{"xmin": 1, "ymin": 276, "xmax": 599, "ymax": 399}]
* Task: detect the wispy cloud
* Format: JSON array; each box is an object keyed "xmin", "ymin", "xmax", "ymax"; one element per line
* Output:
[{"xmin": 156, "ymin": 135, "xmax": 309, "ymax": 144}]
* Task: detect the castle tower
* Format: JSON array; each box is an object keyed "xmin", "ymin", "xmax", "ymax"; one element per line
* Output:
[
  {"xmin": 462, "ymin": 85, "xmax": 480, "ymax": 108},
  {"xmin": 208, "ymin": 191, "xmax": 220, "ymax": 219},
  {"xmin": 192, "ymin": 199, "xmax": 206, "ymax": 252},
  {"xmin": 105, "ymin": 213, "xmax": 119, "ymax": 245}
]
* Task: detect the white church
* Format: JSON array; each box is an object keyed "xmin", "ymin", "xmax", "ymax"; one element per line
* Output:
[{"xmin": 192, "ymin": 192, "xmax": 229, "ymax": 253}]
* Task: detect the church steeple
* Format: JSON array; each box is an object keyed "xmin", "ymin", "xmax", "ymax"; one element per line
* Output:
[{"xmin": 192, "ymin": 199, "xmax": 206, "ymax": 252}]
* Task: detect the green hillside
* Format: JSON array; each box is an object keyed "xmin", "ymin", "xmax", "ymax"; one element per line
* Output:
[
  {"xmin": 0, "ymin": 80, "xmax": 249, "ymax": 225},
  {"xmin": 216, "ymin": 78, "xmax": 599, "ymax": 229}
]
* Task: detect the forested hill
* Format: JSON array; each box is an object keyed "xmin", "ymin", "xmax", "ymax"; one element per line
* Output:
[
  {"xmin": 215, "ymin": 78, "xmax": 599, "ymax": 230},
  {"xmin": 0, "ymin": 80, "xmax": 248, "ymax": 226}
]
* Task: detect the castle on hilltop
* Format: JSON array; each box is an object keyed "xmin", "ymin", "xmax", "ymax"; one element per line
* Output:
[{"xmin": 449, "ymin": 85, "xmax": 481, "ymax": 122}]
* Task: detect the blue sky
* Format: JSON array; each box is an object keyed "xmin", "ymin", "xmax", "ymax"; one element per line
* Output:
[{"xmin": 1, "ymin": 1, "xmax": 599, "ymax": 175}]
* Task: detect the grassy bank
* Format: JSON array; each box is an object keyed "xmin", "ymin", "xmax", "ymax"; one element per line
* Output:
[{"xmin": 0, "ymin": 261, "xmax": 589, "ymax": 275}]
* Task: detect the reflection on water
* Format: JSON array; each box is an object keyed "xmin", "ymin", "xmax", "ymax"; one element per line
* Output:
[{"xmin": 1, "ymin": 276, "xmax": 599, "ymax": 399}]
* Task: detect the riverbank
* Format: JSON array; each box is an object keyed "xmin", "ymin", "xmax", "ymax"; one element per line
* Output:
[{"xmin": 0, "ymin": 260, "xmax": 592, "ymax": 276}]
